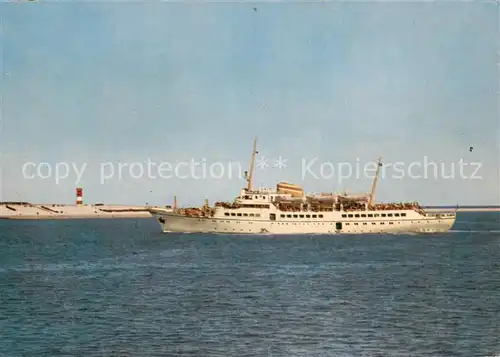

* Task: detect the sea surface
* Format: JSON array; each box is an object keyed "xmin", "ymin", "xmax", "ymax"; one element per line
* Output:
[{"xmin": 1, "ymin": 213, "xmax": 499, "ymax": 357}]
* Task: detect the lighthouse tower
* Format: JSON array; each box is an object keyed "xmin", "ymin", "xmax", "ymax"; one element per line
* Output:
[{"xmin": 76, "ymin": 188, "xmax": 83, "ymax": 205}]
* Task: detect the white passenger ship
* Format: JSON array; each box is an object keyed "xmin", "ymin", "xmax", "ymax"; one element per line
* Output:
[{"xmin": 149, "ymin": 139, "xmax": 456, "ymax": 235}]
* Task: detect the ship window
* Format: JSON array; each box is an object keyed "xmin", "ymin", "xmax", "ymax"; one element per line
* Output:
[
  {"xmin": 244, "ymin": 195, "xmax": 249, "ymax": 199},
  {"xmin": 381, "ymin": 214, "xmax": 386, "ymax": 217},
  {"xmin": 388, "ymin": 213, "xmax": 393, "ymax": 217},
  {"xmin": 237, "ymin": 213, "xmax": 242, "ymax": 216},
  {"xmin": 262, "ymin": 196, "xmax": 265, "ymax": 199},
  {"xmin": 287, "ymin": 214, "xmax": 292, "ymax": 218},
  {"xmin": 243, "ymin": 204, "xmax": 270, "ymax": 208},
  {"xmin": 225, "ymin": 213, "xmax": 229, "ymax": 216},
  {"xmin": 389, "ymin": 222, "xmax": 393, "ymax": 224},
  {"xmin": 374, "ymin": 214, "xmax": 379, "ymax": 217},
  {"xmin": 354, "ymin": 223, "xmax": 358, "ymax": 225},
  {"xmin": 255, "ymin": 196, "xmax": 258, "ymax": 199},
  {"xmin": 249, "ymin": 213, "xmax": 254, "ymax": 217},
  {"xmin": 255, "ymin": 214, "xmax": 260, "ymax": 217},
  {"xmin": 306, "ymin": 215, "xmax": 311, "ymax": 218},
  {"xmin": 312, "ymin": 215, "xmax": 317, "ymax": 218},
  {"xmin": 243, "ymin": 213, "xmax": 248, "ymax": 216},
  {"xmin": 363, "ymin": 222, "xmax": 367, "ymax": 225},
  {"xmin": 319, "ymin": 214, "xmax": 323, "ymax": 218},
  {"xmin": 361, "ymin": 214, "xmax": 366, "ymax": 217},
  {"xmin": 342, "ymin": 214, "xmax": 347, "ymax": 218},
  {"xmin": 231, "ymin": 213, "xmax": 236, "ymax": 216},
  {"xmin": 380, "ymin": 222, "xmax": 385, "ymax": 224},
  {"xmin": 299, "ymin": 215, "xmax": 304, "ymax": 218},
  {"xmin": 280, "ymin": 214, "xmax": 285, "ymax": 218},
  {"xmin": 401, "ymin": 213, "xmax": 406, "ymax": 217},
  {"xmin": 372, "ymin": 222, "xmax": 376, "ymax": 225},
  {"xmin": 394, "ymin": 213, "xmax": 400, "ymax": 217},
  {"xmin": 348, "ymin": 214, "xmax": 353, "ymax": 218},
  {"xmin": 346, "ymin": 223, "xmax": 350, "ymax": 225},
  {"xmin": 355, "ymin": 214, "xmax": 360, "ymax": 218},
  {"xmin": 368, "ymin": 214, "xmax": 373, "ymax": 217}
]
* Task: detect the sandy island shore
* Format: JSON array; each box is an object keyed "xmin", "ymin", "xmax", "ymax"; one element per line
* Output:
[
  {"xmin": 1, "ymin": 203, "xmax": 498, "ymax": 220},
  {"xmin": 0, "ymin": 203, "xmax": 153, "ymax": 220},
  {"xmin": 425, "ymin": 208, "xmax": 500, "ymax": 212}
]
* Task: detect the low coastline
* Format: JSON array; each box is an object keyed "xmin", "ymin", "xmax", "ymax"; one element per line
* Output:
[
  {"xmin": 0, "ymin": 203, "xmax": 153, "ymax": 220},
  {"xmin": 1, "ymin": 202, "xmax": 498, "ymax": 220},
  {"xmin": 423, "ymin": 207, "xmax": 500, "ymax": 212}
]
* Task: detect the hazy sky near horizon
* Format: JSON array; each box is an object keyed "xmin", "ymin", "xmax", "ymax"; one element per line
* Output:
[{"xmin": 1, "ymin": 2, "xmax": 499, "ymax": 206}]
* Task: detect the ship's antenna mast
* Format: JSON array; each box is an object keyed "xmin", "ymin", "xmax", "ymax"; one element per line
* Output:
[
  {"xmin": 368, "ymin": 157, "xmax": 382, "ymax": 208},
  {"xmin": 246, "ymin": 137, "xmax": 258, "ymax": 191}
]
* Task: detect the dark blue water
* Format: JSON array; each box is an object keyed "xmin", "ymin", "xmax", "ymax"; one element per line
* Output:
[{"xmin": 1, "ymin": 213, "xmax": 499, "ymax": 357}]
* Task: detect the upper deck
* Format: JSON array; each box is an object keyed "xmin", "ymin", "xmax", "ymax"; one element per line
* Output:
[{"xmin": 166, "ymin": 138, "xmax": 445, "ymax": 220}]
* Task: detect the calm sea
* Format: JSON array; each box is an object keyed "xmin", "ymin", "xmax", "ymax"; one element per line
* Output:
[{"xmin": 1, "ymin": 213, "xmax": 499, "ymax": 357}]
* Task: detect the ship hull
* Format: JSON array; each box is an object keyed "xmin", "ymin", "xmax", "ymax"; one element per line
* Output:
[{"xmin": 152, "ymin": 212, "xmax": 456, "ymax": 235}]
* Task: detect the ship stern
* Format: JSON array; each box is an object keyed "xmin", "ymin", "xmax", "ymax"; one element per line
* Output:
[{"xmin": 420, "ymin": 211, "xmax": 457, "ymax": 233}]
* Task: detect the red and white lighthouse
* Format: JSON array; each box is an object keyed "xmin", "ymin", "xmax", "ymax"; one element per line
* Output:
[{"xmin": 76, "ymin": 188, "xmax": 83, "ymax": 205}]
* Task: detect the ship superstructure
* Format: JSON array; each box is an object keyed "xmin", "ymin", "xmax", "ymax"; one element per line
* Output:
[{"xmin": 149, "ymin": 138, "xmax": 456, "ymax": 234}]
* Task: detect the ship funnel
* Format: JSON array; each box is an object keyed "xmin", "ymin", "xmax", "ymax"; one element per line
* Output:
[{"xmin": 277, "ymin": 182, "xmax": 304, "ymax": 197}]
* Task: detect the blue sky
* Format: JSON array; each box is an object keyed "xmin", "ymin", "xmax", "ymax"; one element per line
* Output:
[{"xmin": 1, "ymin": 1, "xmax": 499, "ymax": 206}]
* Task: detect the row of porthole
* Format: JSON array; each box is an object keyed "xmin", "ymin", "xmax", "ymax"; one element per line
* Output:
[
  {"xmin": 218, "ymin": 228, "xmax": 254, "ymax": 232},
  {"xmin": 279, "ymin": 214, "xmax": 324, "ymax": 219},
  {"xmin": 347, "ymin": 222, "xmax": 395, "ymax": 226},
  {"xmin": 224, "ymin": 213, "xmax": 262, "ymax": 217},
  {"xmin": 342, "ymin": 212, "xmax": 407, "ymax": 218},
  {"xmin": 201, "ymin": 219, "xmax": 257, "ymax": 224},
  {"xmin": 346, "ymin": 220, "xmax": 431, "ymax": 225},
  {"xmin": 202, "ymin": 219, "xmax": 434, "ymax": 225},
  {"xmin": 275, "ymin": 222, "xmax": 325, "ymax": 225}
]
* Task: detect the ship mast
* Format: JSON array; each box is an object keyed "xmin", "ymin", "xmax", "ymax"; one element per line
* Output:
[
  {"xmin": 246, "ymin": 137, "xmax": 258, "ymax": 191},
  {"xmin": 368, "ymin": 157, "xmax": 382, "ymax": 208}
]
